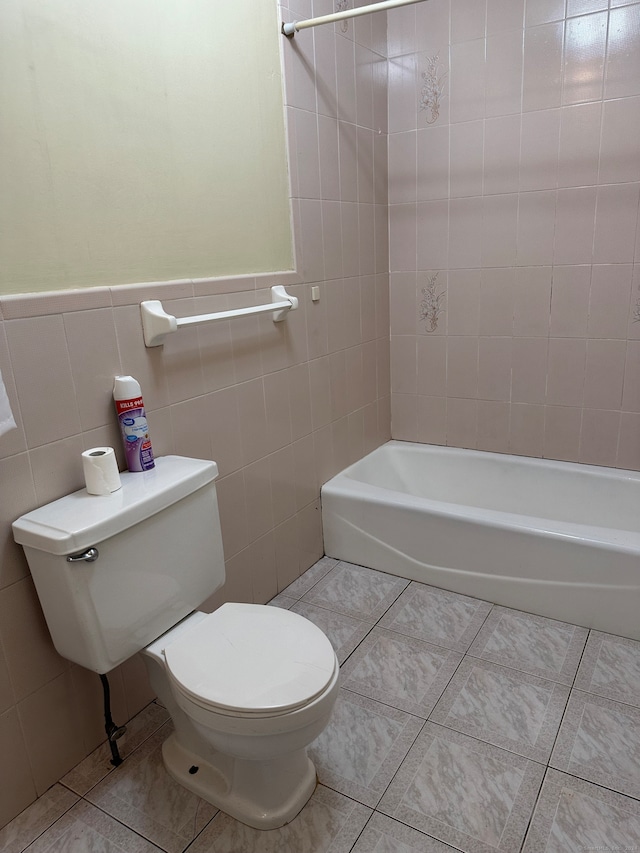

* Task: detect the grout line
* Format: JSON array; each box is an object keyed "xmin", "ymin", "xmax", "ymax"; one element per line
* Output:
[{"xmin": 15, "ymin": 795, "xmax": 79, "ymax": 853}]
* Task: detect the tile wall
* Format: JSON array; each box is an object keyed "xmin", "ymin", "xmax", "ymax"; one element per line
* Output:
[
  {"xmin": 389, "ymin": 0, "xmax": 640, "ymax": 468},
  {"xmin": 0, "ymin": 0, "xmax": 390, "ymax": 828}
]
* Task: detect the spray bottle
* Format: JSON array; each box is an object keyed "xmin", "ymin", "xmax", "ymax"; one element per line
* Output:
[{"xmin": 113, "ymin": 375, "xmax": 155, "ymax": 472}]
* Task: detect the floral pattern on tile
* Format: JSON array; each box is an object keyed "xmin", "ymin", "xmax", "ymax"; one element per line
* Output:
[
  {"xmin": 23, "ymin": 800, "xmax": 163, "ymax": 853},
  {"xmin": 379, "ymin": 723, "xmax": 545, "ymax": 853},
  {"xmin": 300, "ymin": 562, "xmax": 410, "ymax": 622},
  {"xmin": 340, "ymin": 627, "xmax": 463, "ymax": 717},
  {"xmin": 419, "ymin": 55, "xmax": 447, "ymax": 125},
  {"xmin": 419, "ymin": 272, "xmax": 446, "ymax": 332},
  {"xmin": 430, "ymin": 657, "xmax": 570, "ymax": 763},
  {"xmin": 290, "ymin": 601, "xmax": 375, "ymax": 665},
  {"xmin": 308, "ymin": 688, "xmax": 424, "ymax": 808},
  {"xmin": 467, "ymin": 606, "xmax": 588, "ymax": 685},
  {"xmin": 550, "ymin": 690, "xmax": 640, "ymax": 800},
  {"xmin": 0, "ymin": 785, "xmax": 78, "ymax": 853},
  {"xmin": 336, "ymin": 0, "xmax": 350, "ymax": 34},
  {"xmin": 352, "ymin": 811, "xmax": 459, "ymax": 853},
  {"xmin": 379, "ymin": 582, "xmax": 492, "ymax": 652},
  {"xmin": 522, "ymin": 768, "xmax": 640, "ymax": 853},
  {"xmin": 574, "ymin": 631, "xmax": 640, "ymax": 707},
  {"xmin": 86, "ymin": 724, "xmax": 217, "ymax": 853},
  {"xmin": 186, "ymin": 786, "xmax": 371, "ymax": 853}
]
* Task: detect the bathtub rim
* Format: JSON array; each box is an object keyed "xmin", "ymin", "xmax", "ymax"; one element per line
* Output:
[
  {"xmin": 321, "ymin": 440, "xmax": 640, "ymax": 639},
  {"xmin": 322, "ymin": 440, "xmax": 640, "ymax": 552}
]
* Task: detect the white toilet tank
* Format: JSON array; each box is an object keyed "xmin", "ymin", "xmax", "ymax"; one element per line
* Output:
[{"xmin": 12, "ymin": 456, "xmax": 226, "ymax": 674}]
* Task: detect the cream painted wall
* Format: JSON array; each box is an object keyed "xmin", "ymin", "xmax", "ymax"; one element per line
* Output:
[{"xmin": 0, "ymin": 0, "xmax": 292, "ymax": 293}]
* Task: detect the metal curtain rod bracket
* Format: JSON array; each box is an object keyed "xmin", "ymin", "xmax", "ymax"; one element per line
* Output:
[
  {"xmin": 282, "ymin": 0, "xmax": 427, "ymax": 37},
  {"xmin": 140, "ymin": 285, "xmax": 299, "ymax": 347}
]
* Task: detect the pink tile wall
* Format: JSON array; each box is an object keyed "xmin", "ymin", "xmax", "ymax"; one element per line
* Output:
[
  {"xmin": 389, "ymin": 0, "xmax": 640, "ymax": 469},
  {"xmin": 0, "ymin": 2, "xmax": 390, "ymax": 828}
]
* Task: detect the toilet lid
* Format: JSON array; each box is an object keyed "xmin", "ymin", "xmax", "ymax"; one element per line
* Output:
[{"xmin": 163, "ymin": 603, "xmax": 337, "ymax": 715}]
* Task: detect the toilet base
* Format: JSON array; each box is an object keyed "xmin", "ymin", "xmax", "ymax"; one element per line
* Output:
[{"xmin": 161, "ymin": 732, "xmax": 318, "ymax": 830}]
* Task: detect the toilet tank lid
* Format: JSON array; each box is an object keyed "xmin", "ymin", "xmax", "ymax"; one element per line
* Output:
[{"xmin": 12, "ymin": 456, "xmax": 218, "ymax": 556}]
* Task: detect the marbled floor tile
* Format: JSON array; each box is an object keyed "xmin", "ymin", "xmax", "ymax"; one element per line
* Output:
[
  {"xmin": 61, "ymin": 702, "xmax": 170, "ymax": 796},
  {"xmin": 280, "ymin": 557, "xmax": 340, "ymax": 599},
  {"xmin": 550, "ymin": 690, "xmax": 640, "ymax": 799},
  {"xmin": 307, "ymin": 688, "xmax": 424, "ymax": 808},
  {"xmin": 290, "ymin": 601, "xmax": 375, "ymax": 665},
  {"xmin": 301, "ymin": 562, "xmax": 410, "ymax": 622},
  {"xmin": 86, "ymin": 723, "xmax": 217, "ymax": 853},
  {"xmin": 0, "ymin": 785, "xmax": 78, "ymax": 853},
  {"xmin": 340, "ymin": 627, "xmax": 463, "ymax": 717},
  {"xmin": 351, "ymin": 812, "xmax": 459, "ymax": 852},
  {"xmin": 574, "ymin": 631, "xmax": 640, "ymax": 707},
  {"xmin": 378, "ymin": 583, "xmax": 492, "ymax": 652},
  {"xmin": 185, "ymin": 786, "xmax": 371, "ymax": 853},
  {"xmin": 467, "ymin": 606, "xmax": 588, "ymax": 685},
  {"xmin": 266, "ymin": 592, "xmax": 296, "ymax": 609},
  {"xmin": 378, "ymin": 723, "xmax": 545, "ymax": 853},
  {"xmin": 522, "ymin": 768, "xmax": 640, "ymax": 853},
  {"xmin": 429, "ymin": 657, "xmax": 570, "ymax": 763},
  {"xmin": 23, "ymin": 800, "xmax": 163, "ymax": 852}
]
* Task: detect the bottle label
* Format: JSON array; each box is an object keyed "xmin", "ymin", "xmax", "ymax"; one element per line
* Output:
[
  {"xmin": 115, "ymin": 397, "xmax": 144, "ymax": 414},
  {"xmin": 115, "ymin": 398, "xmax": 155, "ymax": 472}
]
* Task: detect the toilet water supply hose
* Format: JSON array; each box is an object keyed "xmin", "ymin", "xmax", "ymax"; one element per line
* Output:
[{"xmin": 99, "ymin": 673, "xmax": 127, "ymax": 767}]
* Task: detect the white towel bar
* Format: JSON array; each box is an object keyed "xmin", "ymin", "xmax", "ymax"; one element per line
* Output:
[{"xmin": 140, "ymin": 286, "xmax": 299, "ymax": 347}]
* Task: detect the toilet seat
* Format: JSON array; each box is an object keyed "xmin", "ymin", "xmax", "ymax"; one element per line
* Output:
[{"xmin": 164, "ymin": 603, "xmax": 337, "ymax": 718}]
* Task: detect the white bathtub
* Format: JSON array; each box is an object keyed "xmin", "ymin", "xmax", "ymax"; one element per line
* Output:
[{"xmin": 321, "ymin": 441, "xmax": 640, "ymax": 641}]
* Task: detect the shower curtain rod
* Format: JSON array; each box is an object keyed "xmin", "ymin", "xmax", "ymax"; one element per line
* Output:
[{"xmin": 282, "ymin": 0, "xmax": 427, "ymax": 37}]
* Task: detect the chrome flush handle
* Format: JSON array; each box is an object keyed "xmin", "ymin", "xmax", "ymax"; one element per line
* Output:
[{"xmin": 66, "ymin": 547, "xmax": 99, "ymax": 563}]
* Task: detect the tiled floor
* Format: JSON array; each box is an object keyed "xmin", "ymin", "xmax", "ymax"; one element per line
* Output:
[{"xmin": 3, "ymin": 556, "xmax": 640, "ymax": 853}]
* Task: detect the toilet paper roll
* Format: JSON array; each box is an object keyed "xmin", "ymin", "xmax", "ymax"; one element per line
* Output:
[{"xmin": 82, "ymin": 447, "xmax": 122, "ymax": 495}]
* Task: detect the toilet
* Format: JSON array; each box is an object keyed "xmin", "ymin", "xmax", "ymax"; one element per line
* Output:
[{"xmin": 12, "ymin": 456, "xmax": 339, "ymax": 829}]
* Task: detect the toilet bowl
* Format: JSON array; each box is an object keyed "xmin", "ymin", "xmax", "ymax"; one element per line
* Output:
[{"xmin": 143, "ymin": 602, "xmax": 339, "ymax": 829}]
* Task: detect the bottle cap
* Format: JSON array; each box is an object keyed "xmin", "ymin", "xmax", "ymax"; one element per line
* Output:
[{"xmin": 113, "ymin": 375, "xmax": 142, "ymax": 401}]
